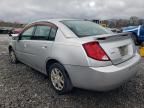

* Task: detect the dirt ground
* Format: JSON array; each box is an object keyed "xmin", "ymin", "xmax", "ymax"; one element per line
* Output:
[{"xmin": 0, "ymin": 34, "xmax": 144, "ymax": 108}]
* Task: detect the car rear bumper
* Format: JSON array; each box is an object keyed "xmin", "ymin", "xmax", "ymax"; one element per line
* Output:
[{"xmin": 64, "ymin": 53, "xmax": 141, "ymax": 91}]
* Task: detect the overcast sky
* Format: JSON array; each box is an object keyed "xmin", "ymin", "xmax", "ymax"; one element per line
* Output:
[{"xmin": 0, "ymin": 0, "xmax": 144, "ymax": 22}]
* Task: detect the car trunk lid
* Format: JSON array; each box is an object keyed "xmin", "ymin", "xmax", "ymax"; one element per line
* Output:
[{"xmin": 80, "ymin": 33, "xmax": 136, "ymax": 65}]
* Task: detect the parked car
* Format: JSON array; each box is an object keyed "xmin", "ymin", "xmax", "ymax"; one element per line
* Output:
[
  {"xmin": 106, "ymin": 28, "xmax": 122, "ymax": 33},
  {"xmin": 110, "ymin": 28, "xmax": 122, "ymax": 33},
  {"xmin": 8, "ymin": 19, "xmax": 140, "ymax": 94},
  {"xmin": 8, "ymin": 28, "xmax": 23, "ymax": 36},
  {"xmin": 122, "ymin": 25, "xmax": 144, "ymax": 45}
]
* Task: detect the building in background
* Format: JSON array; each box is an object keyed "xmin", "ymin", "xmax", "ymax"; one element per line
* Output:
[
  {"xmin": 129, "ymin": 16, "xmax": 139, "ymax": 26},
  {"xmin": 139, "ymin": 19, "xmax": 144, "ymax": 25},
  {"xmin": 91, "ymin": 19, "xmax": 108, "ymax": 27},
  {"xmin": 91, "ymin": 19, "xmax": 101, "ymax": 24}
]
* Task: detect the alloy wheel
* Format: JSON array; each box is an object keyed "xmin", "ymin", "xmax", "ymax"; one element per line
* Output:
[{"xmin": 50, "ymin": 68, "xmax": 64, "ymax": 91}]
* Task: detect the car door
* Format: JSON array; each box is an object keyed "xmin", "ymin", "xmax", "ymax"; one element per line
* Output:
[
  {"xmin": 26, "ymin": 23, "xmax": 58, "ymax": 73},
  {"xmin": 15, "ymin": 26, "xmax": 35, "ymax": 65}
]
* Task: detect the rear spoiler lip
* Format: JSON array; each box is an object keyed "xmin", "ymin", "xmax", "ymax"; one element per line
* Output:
[
  {"xmin": 79, "ymin": 32, "xmax": 132, "ymax": 40},
  {"xmin": 96, "ymin": 32, "xmax": 131, "ymax": 38},
  {"xmin": 95, "ymin": 32, "xmax": 132, "ymax": 40}
]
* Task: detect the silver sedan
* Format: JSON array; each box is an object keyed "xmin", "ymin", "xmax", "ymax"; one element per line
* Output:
[{"xmin": 8, "ymin": 19, "xmax": 140, "ymax": 94}]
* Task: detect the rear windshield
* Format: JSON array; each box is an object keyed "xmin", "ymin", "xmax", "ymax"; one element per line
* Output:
[{"xmin": 61, "ymin": 20, "xmax": 112, "ymax": 37}]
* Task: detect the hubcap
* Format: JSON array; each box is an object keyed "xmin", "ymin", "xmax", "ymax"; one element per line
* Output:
[
  {"xmin": 51, "ymin": 68, "xmax": 64, "ymax": 91},
  {"xmin": 9, "ymin": 51, "xmax": 16, "ymax": 63}
]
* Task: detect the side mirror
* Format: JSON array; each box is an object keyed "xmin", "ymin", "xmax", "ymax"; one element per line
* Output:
[{"xmin": 10, "ymin": 34, "xmax": 20, "ymax": 40}]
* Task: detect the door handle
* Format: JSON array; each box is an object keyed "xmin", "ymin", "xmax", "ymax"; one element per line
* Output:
[{"xmin": 42, "ymin": 46, "xmax": 47, "ymax": 49}]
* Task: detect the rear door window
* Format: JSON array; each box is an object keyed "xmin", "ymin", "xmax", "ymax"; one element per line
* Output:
[
  {"xmin": 34, "ymin": 26, "xmax": 51, "ymax": 40},
  {"xmin": 49, "ymin": 28, "xmax": 57, "ymax": 41}
]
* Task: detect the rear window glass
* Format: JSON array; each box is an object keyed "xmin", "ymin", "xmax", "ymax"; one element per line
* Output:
[
  {"xmin": 49, "ymin": 28, "xmax": 57, "ymax": 41},
  {"xmin": 61, "ymin": 20, "xmax": 112, "ymax": 37}
]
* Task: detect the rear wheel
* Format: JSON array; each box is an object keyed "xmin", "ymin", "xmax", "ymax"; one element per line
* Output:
[
  {"xmin": 9, "ymin": 49, "xmax": 18, "ymax": 64},
  {"xmin": 49, "ymin": 63, "xmax": 73, "ymax": 94}
]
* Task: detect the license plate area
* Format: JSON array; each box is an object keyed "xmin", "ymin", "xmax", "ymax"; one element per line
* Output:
[{"xmin": 119, "ymin": 45, "xmax": 128, "ymax": 57}]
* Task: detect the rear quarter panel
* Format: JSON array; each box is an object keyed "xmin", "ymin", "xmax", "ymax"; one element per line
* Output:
[{"xmin": 50, "ymin": 29, "xmax": 89, "ymax": 66}]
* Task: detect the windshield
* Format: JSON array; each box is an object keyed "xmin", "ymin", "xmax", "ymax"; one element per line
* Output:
[{"xmin": 61, "ymin": 20, "xmax": 112, "ymax": 37}]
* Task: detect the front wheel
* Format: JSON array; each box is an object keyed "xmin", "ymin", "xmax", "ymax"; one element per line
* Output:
[
  {"xmin": 49, "ymin": 63, "xmax": 73, "ymax": 94},
  {"xmin": 9, "ymin": 49, "xmax": 18, "ymax": 64}
]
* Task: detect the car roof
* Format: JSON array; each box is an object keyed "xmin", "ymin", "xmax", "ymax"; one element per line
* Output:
[
  {"xmin": 26, "ymin": 19, "xmax": 88, "ymax": 38},
  {"xmin": 30, "ymin": 18, "xmax": 83, "ymax": 24}
]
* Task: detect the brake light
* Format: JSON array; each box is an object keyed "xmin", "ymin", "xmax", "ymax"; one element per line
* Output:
[{"xmin": 83, "ymin": 41, "xmax": 110, "ymax": 61}]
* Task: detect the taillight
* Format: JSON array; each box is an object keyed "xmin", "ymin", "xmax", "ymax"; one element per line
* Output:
[{"xmin": 83, "ymin": 41, "xmax": 110, "ymax": 61}]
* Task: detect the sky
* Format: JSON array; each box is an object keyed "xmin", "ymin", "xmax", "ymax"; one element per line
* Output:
[{"xmin": 0, "ymin": 0, "xmax": 144, "ymax": 23}]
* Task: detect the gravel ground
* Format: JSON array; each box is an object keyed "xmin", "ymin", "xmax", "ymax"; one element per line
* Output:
[{"xmin": 0, "ymin": 34, "xmax": 144, "ymax": 108}]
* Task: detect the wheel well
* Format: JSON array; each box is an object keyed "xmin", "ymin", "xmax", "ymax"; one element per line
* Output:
[
  {"xmin": 46, "ymin": 59, "xmax": 60, "ymax": 74},
  {"xmin": 46, "ymin": 59, "xmax": 72, "ymax": 84},
  {"xmin": 8, "ymin": 46, "xmax": 13, "ymax": 52}
]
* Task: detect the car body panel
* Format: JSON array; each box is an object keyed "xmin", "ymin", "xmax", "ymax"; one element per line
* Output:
[{"xmin": 64, "ymin": 53, "xmax": 140, "ymax": 91}]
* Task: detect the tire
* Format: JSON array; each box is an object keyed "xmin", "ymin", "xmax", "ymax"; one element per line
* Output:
[
  {"xmin": 9, "ymin": 49, "xmax": 18, "ymax": 64},
  {"xmin": 49, "ymin": 63, "xmax": 73, "ymax": 94},
  {"xmin": 131, "ymin": 34, "xmax": 140, "ymax": 45}
]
